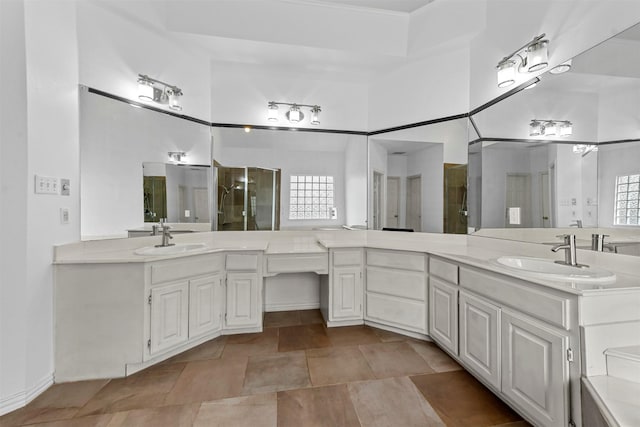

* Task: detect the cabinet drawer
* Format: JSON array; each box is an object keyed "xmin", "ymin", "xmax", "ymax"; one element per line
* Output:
[
  {"xmin": 460, "ymin": 267, "xmax": 570, "ymax": 330},
  {"xmin": 429, "ymin": 257, "xmax": 459, "ymax": 284},
  {"xmin": 332, "ymin": 250, "xmax": 362, "ymax": 267},
  {"xmin": 366, "ymin": 293, "xmax": 426, "ymax": 333},
  {"xmin": 366, "ymin": 249, "xmax": 425, "ymax": 272},
  {"xmin": 151, "ymin": 254, "xmax": 224, "ymax": 284},
  {"xmin": 366, "ymin": 266, "xmax": 426, "ymax": 301},
  {"xmin": 226, "ymin": 253, "xmax": 259, "ymax": 271},
  {"xmin": 266, "ymin": 253, "xmax": 328, "ymax": 274}
]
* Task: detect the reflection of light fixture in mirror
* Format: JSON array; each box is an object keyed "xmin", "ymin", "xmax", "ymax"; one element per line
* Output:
[
  {"xmin": 530, "ymin": 119, "xmax": 572, "ymax": 137},
  {"xmin": 244, "ymin": 126, "xmax": 251, "ymax": 133},
  {"xmin": 286, "ymin": 105, "xmax": 303, "ymax": 122},
  {"xmin": 573, "ymin": 144, "xmax": 598, "ymax": 155},
  {"xmin": 168, "ymin": 151, "xmax": 187, "ymax": 163},
  {"xmin": 137, "ymin": 74, "xmax": 183, "ymax": 111},
  {"xmin": 266, "ymin": 101, "xmax": 322, "ymax": 125},
  {"xmin": 267, "ymin": 102, "xmax": 279, "ymax": 122},
  {"xmin": 496, "ymin": 34, "xmax": 549, "ymax": 88},
  {"xmin": 550, "ymin": 59, "xmax": 572, "ymax": 74}
]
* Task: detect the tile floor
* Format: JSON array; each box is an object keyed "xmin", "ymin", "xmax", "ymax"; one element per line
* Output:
[{"xmin": 0, "ymin": 310, "xmax": 531, "ymax": 427}]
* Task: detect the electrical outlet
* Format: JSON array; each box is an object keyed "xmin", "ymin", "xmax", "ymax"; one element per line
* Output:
[
  {"xmin": 60, "ymin": 208, "xmax": 70, "ymax": 224},
  {"xmin": 35, "ymin": 175, "xmax": 59, "ymax": 195}
]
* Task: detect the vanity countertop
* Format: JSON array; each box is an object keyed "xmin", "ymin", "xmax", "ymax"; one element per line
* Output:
[{"xmin": 54, "ymin": 230, "xmax": 640, "ymax": 295}]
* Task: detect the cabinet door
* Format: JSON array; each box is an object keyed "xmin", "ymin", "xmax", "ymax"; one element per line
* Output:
[
  {"xmin": 150, "ymin": 281, "xmax": 189, "ymax": 356},
  {"xmin": 331, "ymin": 266, "xmax": 363, "ymax": 320},
  {"xmin": 501, "ymin": 310, "xmax": 568, "ymax": 427},
  {"xmin": 225, "ymin": 272, "xmax": 260, "ymax": 329},
  {"xmin": 429, "ymin": 277, "xmax": 458, "ymax": 355},
  {"xmin": 189, "ymin": 274, "xmax": 223, "ymax": 339},
  {"xmin": 459, "ymin": 291, "xmax": 500, "ymax": 389}
]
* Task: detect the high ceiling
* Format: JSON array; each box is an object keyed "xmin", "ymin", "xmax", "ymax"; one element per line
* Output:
[{"xmin": 295, "ymin": 0, "xmax": 435, "ymax": 14}]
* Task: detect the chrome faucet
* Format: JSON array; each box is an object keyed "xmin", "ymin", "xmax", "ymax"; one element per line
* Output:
[
  {"xmin": 150, "ymin": 224, "xmax": 160, "ymax": 236},
  {"xmin": 591, "ymin": 234, "xmax": 616, "ymax": 252},
  {"xmin": 155, "ymin": 220, "xmax": 174, "ymax": 247},
  {"xmin": 551, "ymin": 234, "xmax": 588, "ymax": 268},
  {"xmin": 570, "ymin": 220, "xmax": 583, "ymax": 228}
]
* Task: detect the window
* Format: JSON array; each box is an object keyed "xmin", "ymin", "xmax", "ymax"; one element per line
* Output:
[
  {"xmin": 289, "ymin": 175, "xmax": 334, "ymax": 220},
  {"xmin": 614, "ymin": 174, "xmax": 640, "ymax": 225}
]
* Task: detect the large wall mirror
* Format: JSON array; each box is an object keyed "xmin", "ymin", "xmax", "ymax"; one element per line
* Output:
[
  {"xmin": 469, "ymin": 22, "xmax": 640, "ymax": 255},
  {"xmin": 212, "ymin": 127, "xmax": 367, "ymax": 231},
  {"xmin": 80, "ymin": 88, "xmax": 212, "ymax": 240},
  {"xmin": 367, "ymin": 118, "xmax": 469, "ymax": 233}
]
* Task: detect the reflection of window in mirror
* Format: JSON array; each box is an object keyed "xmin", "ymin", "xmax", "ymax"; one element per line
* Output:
[
  {"xmin": 614, "ymin": 174, "xmax": 640, "ymax": 226},
  {"xmin": 289, "ymin": 175, "xmax": 335, "ymax": 220}
]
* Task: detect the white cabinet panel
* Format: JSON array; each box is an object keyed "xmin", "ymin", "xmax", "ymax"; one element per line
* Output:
[
  {"xmin": 366, "ymin": 249, "xmax": 426, "ymax": 271},
  {"xmin": 189, "ymin": 274, "xmax": 223, "ymax": 339},
  {"xmin": 459, "ymin": 291, "xmax": 500, "ymax": 389},
  {"xmin": 225, "ymin": 272, "xmax": 260, "ymax": 329},
  {"xmin": 366, "ymin": 293, "xmax": 426, "ymax": 333},
  {"xmin": 429, "ymin": 277, "xmax": 458, "ymax": 355},
  {"xmin": 501, "ymin": 309, "xmax": 568, "ymax": 427},
  {"xmin": 429, "ymin": 257, "xmax": 459, "ymax": 283},
  {"xmin": 150, "ymin": 281, "xmax": 189, "ymax": 356},
  {"xmin": 331, "ymin": 266, "xmax": 363, "ymax": 320},
  {"xmin": 366, "ymin": 266, "xmax": 426, "ymax": 301}
]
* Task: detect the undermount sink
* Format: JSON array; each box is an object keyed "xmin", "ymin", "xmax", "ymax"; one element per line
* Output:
[
  {"xmin": 134, "ymin": 243, "xmax": 208, "ymax": 256},
  {"xmin": 494, "ymin": 256, "xmax": 616, "ymax": 283}
]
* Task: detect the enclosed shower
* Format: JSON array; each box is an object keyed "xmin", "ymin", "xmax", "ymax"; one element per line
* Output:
[{"xmin": 217, "ymin": 166, "xmax": 281, "ymax": 231}]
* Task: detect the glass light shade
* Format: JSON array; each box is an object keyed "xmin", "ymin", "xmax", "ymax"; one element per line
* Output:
[
  {"xmin": 138, "ymin": 80, "xmax": 154, "ymax": 101},
  {"xmin": 287, "ymin": 106, "xmax": 302, "ymax": 123},
  {"xmin": 550, "ymin": 59, "xmax": 572, "ymax": 74},
  {"xmin": 543, "ymin": 121, "xmax": 557, "ymax": 136},
  {"xmin": 529, "ymin": 121, "xmax": 542, "ymax": 136},
  {"xmin": 267, "ymin": 104, "xmax": 279, "ymax": 122},
  {"xmin": 560, "ymin": 122, "xmax": 573, "ymax": 136},
  {"xmin": 526, "ymin": 40, "xmax": 549, "ymax": 72},
  {"xmin": 168, "ymin": 92, "xmax": 182, "ymax": 111},
  {"xmin": 572, "ymin": 144, "xmax": 587, "ymax": 154},
  {"xmin": 310, "ymin": 107, "xmax": 320, "ymax": 125},
  {"xmin": 497, "ymin": 60, "xmax": 516, "ymax": 88}
]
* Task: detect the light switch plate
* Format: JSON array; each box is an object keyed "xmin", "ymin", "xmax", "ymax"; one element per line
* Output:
[
  {"xmin": 60, "ymin": 208, "xmax": 70, "ymax": 224},
  {"xmin": 60, "ymin": 178, "xmax": 70, "ymax": 196},
  {"xmin": 35, "ymin": 175, "xmax": 59, "ymax": 195}
]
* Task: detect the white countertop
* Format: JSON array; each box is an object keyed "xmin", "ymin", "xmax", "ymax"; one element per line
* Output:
[{"xmin": 54, "ymin": 230, "xmax": 640, "ymax": 295}]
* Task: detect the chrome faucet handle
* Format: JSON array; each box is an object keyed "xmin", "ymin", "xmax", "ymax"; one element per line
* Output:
[{"xmin": 591, "ymin": 234, "xmax": 611, "ymax": 252}]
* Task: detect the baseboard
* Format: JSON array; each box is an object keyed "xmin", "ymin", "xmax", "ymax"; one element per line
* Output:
[
  {"xmin": 0, "ymin": 373, "xmax": 53, "ymax": 416},
  {"xmin": 264, "ymin": 302, "xmax": 320, "ymax": 312}
]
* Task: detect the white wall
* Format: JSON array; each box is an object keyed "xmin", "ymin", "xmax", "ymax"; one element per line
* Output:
[
  {"xmin": 344, "ymin": 136, "xmax": 368, "ymax": 227},
  {"xmin": 0, "ymin": 0, "xmax": 29, "ymax": 414},
  {"xmin": 80, "ymin": 90, "xmax": 211, "ymax": 239}
]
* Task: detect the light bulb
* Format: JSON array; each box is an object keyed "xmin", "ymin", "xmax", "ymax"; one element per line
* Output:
[
  {"xmin": 526, "ymin": 40, "xmax": 549, "ymax": 72},
  {"xmin": 529, "ymin": 121, "xmax": 542, "ymax": 136},
  {"xmin": 497, "ymin": 60, "xmax": 516, "ymax": 88},
  {"xmin": 267, "ymin": 103, "xmax": 279, "ymax": 122},
  {"xmin": 543, "ymin": 121, "xmax": 557, "ymax": 136},
  {"xmin": 138, "ymin": 79, "xmax": 154, "ymax": 101},
  {"xmin": 310, "ymin": 106, "xmax": 320, "ymax": 125},
  {"xmin": 168, "ymin": 90, "xmax": 182, "ymax": 111},
  {"xmin": 560, "ymin": 121, "xmax": 572, "ymax": 136}
]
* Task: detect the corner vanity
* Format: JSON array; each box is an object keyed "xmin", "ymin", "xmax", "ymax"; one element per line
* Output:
[{"xmin": 53, "ymin": 231, "xmax": 640, "ymax": 427}]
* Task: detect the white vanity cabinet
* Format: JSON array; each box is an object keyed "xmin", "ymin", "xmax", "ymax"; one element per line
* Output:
[
  {"xmin": 145, "ymin": 253, "xmax": 225, "ymax": 360},
  {"xmin": 224, "ymin": 253, "xmax": 262, "ymax": 331},
  {"xmin": 322, "ymin": 248, "xmax": 363, "ymax": 326},
  {"xmin": 364, "ymin": 249, "xmax": 428, "ymax": 334},
  {"xmin": 428, "ymin": 257, "xmax": 459, "ymax": 355}
]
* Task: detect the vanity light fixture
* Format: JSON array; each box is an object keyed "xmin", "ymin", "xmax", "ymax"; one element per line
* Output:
[
  {"xmin": 497, "ymin": 34, "xmax": 549, "ymax": 88},
  {"xmin": 266, "ymin": 101, "xmax": 321, "ymax": 125},
  {"xmin": 572, "ymin": 144, "xmax": 598, "ymax": 155},
  {"xmin": 137, "ymin": 74, "xmax": 183, "ymax": 111},
  {"xmin": 168, "ymin": 151, "xmax": 187, "ymax": 163},
  {"xmin": 529, "ymin": 119, "xmax": 572, "ymax": 137},
  {"xmin": 550, "ymin": 59, "xmax": 572, "ymax": 74}
]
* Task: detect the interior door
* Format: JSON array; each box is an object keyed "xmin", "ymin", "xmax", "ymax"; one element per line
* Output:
[
  {"xmin": 406, "ymin": 175, "xmax": 422, "ymax": 232},
  {"xmin": 505, "ymin": 173, "xmax": 532, "ymax": 228},
  {"xmin": 193, "ymin": 188, "xmax": 208, "ymax": 223},
  {"xmin": 386, "ymin": 176, "xmax": 400, "ymax": 228}
]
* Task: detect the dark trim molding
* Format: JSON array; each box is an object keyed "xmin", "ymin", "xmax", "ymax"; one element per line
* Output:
[
  {"xmin": 211, "ymin": 122, "xmax": 367, "ymax": 135},
  {"xmin": 598, "ymin": 138, "xmax": 640, "ymax": 146},
  {"xmin": 470, "ymin": 137, "xmax": 599, "ymax": 145},
  {"xmin": 468, "ymin": 116, "xmax": 482, "ymax": 139},
  {"xmin": 368, "ymin": 113, "xmax": 468, "ymax": 136},
  {"xmin": 468, "ymin": 77, "xmax": 540, "ymax": 117}
]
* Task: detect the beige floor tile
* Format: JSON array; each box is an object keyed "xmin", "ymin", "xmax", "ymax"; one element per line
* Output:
[
  {"xmin": 277, "ymin": 384, "xmax": 361, "ymax": 427},
  {"xmin": 325, "ymin": 325, "xmax": 381, "ymax": 347},
  {"xmin": 263, "ymin": 311, "xmax": 301, "ymax": 328},
  {"xmin": 348, "ymin": 377, "xmax": 445, "ymax": 427},
  {"xmin": 0, "ymin": 380, "xmax": 109, "ymax": 426},
  {"xmin": 104, "ymin": 404, "xmax": 199, "ymax": 427},
  {"xmin": 222, "ymin": 328, "xmax": 279, "ymax": 358},
  {"xmin": 298, "ymin": 309, "xmax": 324, "ymax": 325},
  {"xmin": 164, "ymin": 357, "xmax": 248, "ymax": 405},
  {"xmin": 493, "ymin": 422, "xmax": 532, "ymax": 427},
  {"xmin": 20, "ymin": 414, "xmax": 114, "ymax": 427},
  {"xmin": 306, "ymin": 346, "xmax": 374, "ymax": 386},
  {"xmin": 278, "ymin": 324, "xmax": 331, "ymax": 352},
  {"xmin": 76, "ymin": 363, "xmax": 186, "ymax": 416},
  {"xmin": 371, "ymin": 328, "xmax": 409, "ymax": 342},
  {"xmin": 163, "ymin": 336, "xmax": 226, "ymax": 364},
  {"xmin": 193, "ymin": 393, "xmax": 277, "ymax": 427},
  {"xmin": 410, "ymin": 371, "xmax": 523, "ymax": 427},
  {"xmin": 242, "ymin": 351, "xmax": 311, "ymax": 395},
  {"xmin": 407, "ymin": 340, "xmax": 462, "ymax": 372},
  {"xmin": 359, "ymin": 342, "xmax": 434, "ymax": 378}
]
